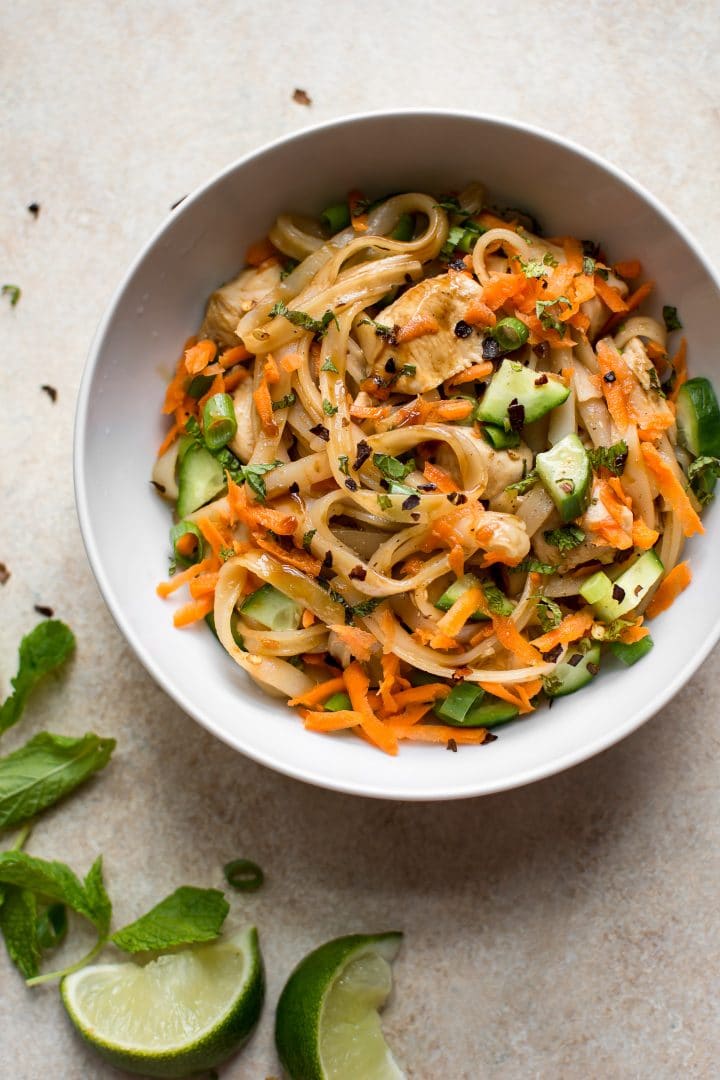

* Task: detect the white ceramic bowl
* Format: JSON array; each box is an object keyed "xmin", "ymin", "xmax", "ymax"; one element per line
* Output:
[{"xmin": 75, "ymin": 110, "xmax": 720, "ymax": 800}]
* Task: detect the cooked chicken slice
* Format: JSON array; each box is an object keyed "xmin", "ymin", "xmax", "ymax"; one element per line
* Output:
[
  {"xmin": 200, "ymin": 261, "xmax": 282, "ymax": 347},
  {"xmin": 371, "ymin": 273, "xmax": 487, "ymax": 394}
]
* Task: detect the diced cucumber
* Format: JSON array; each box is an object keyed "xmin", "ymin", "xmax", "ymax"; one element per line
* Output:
[
  {"xmin": 676, "ymin": 377, "xmax": 720, "ymax": 458},
  {"xmin": 463, "ymin": 699, "xmax": 520, "ymax": 727},
  {"xmin": 434, "ymin": 573, "xmax": 513, "ymax": 621},
  {"xmin": 434, "ymin": 683, "xmax": 485, "ymax": 724},
  {"xmin": 543, "ymin": 642, "xmax": 601, "ymax": 697},
  {"xmin": 535, "ymin": 433, "xmax": 591, "ymax": 522},
  {"xmin": 239, "ymin": 584, "xmax": 302, "ymax": 631},
  {"xmin": 324, "ymin": 691, "xmax": 352, "ymax": 711},
  {"xmin": 477, "ymin": 359, "xmax": 570, "ymax": 429},
  {"xmin": 480, "ymin": 423, "xmax": 521, "ymax": 450},
  {"xmin": 579, "ymin": 549, "xmax": 664, "ymax": 622},
  {"xmin": 609, "ymin": 636, "xmax": 654, "ymax": 666},
  {"xmin": 176, "ymin": 444, "xmax": 226, "ymax": 518}
]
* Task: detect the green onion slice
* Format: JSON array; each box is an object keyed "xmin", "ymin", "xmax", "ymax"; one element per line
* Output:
[
  {"xmin": 170, "ymin": 520, "xmax": 205, "ymax": 567},
  {"xmin": 320, "ymin": 202, "xmax": 351, "ymax": 233},
  {"xmin": 223, "ymin": 858, "xmax": 264, "ymax": 892},
  {"xmin": 492, "ymin": 316, "xmax": 530, "ymax": 352},
  {"xmin": 202, "ymin": 392, "xmax": 237, "ymax": 450}
]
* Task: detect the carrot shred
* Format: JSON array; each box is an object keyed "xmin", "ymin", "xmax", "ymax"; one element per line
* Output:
[
  {"xmin": 395, "ymin": 315, "xmax": 440, "ymax": 344},
  {"xmin": 481, "ymin": 274, "xmax": 526, "ymax": 311},
  {"xmin": 390, "ymin": 724, "xmax": 488, "ymax": 745},
  {"xmin": 669, "ymin": 338, "xmax": 688, "ymax": 401},
  {"xmin": 188, "ymin": 571, "xmax": 220, "ymax": 599},
  {"xmin": 289, "ymin": 676, "xmax": 347, "ymax": 708},
  {"xmin": 223, "ymin": 367, "xmax": 249, "ymax": 393},
  {"xmin": 423, "ymin": 462, "xmax": 459, "ymax": 493},
  {"xmin": 531, "ymin": 609, "xmax": 594, "ymax": 653},
  {"xmin": 173, "ymin": 596, "xmax": 214, "ymax": 627},
  {"xmin": 383, "ymin": 684, "xmax": 450, "ymax": 714},
  {"xmin": 632, "ymin": 518, "xmax": 660, "ymax": 551},
  {"xmin": 479, "ymin": 682, "xmax": 523, "ymax": 708},
  {"xmin": 646, "ymin": 561, "xmax": 692, "ymax": 619},
  {"xmin": 156, "ymin": 557, "xmax": 218, "ymax": 598},
  {"xmin": 463, "ymin": 300, "xmax": 497, "ymax": 327},
  {"xmin": 184, "ymin": 339, "xmax": 217, "ymax": 375},
  {"xmin": 281, "ymin": 353, "xmax": 302, "ymax": 373},
  {"xmin": 345, "ymin": 662, "xmax": 398, "ymax": 755},
  {"xmin": 302, "ymin": 710, "xmax": 362, "ymax": 732},
  {"xmin": 599, "ymin": 281, "xmax": 655, "ymax": 336},
  {"xmin": 614, "ymin": 260, "xmax": 642, "ymax": 280},
  {"xmin": 383, "ymin": 704, "xmax": 434, "ymax": 728},
  {"xmin": 436, "ymin": 588, "xmax": 483, "ymax": 639},
  {"xmin": 347, "ymin": 190, "xmax": 369, "ymax": 232},
  {"xmin": 253, "ymin": 379, "xmax": 279, "ymax": 436},
  {"xmin": 619, "ymin": 624, "xmax": 650, "ymax": 644},
  {"xmin": 640, "ymin": 443, "xmax": 704, "ymax": 537},
  {"xmin": 157, "ymin": 422, "xmax": 180, "ymax": 457},
  {"xmin": 264, "ymin": 354, "xmax": 280, "ymax": 385},
  {"xmin": 254, "ymin": 534, "xmax": 322, "ymax": 576},
  {"xmin": 594, "ymin": 276, "xmax": 629, "ymax": 313},
  {"xmin": 379, "ymin": 653, "xmax": 401, "ymax": 712},
  {"xmin": 448, "ymin": 544, "xmax": 465, "ymax": 578},
  {"xmin": 446, "ymin": 361, "xmax": 494, "ymax": 388},
  {"xmin": 426, "ymin": 399, "xmax": 474, "ymax": 422},
  {"xmin": 596, "ymin": 340, "xmax": 631, "ymax": 431},
  {"xmin": 219, "ymin": 345, "xmax": 252, "ymax": 368},
  {"xmin": 492, "ymin": 616, "xmax": 543, "ymax": 665},
  {"xmin": 350, "ymin": 403, "xmax": 393, "ymax": 421},
  {"xmin": 196, "ymin": 515, "xmax": 233, "ymax": 558},
  {"xmin": 245, "ymin": 237, "xmax": 276, "ymax": 266},
  {"xmin": 301, "ymin": 609, "xmax": 316, "ymax": 629},
  {"xmin": 226, "ymin": 476, "xmax": 297, "ymax": 535},
  {"xmin": 328, "ymin": 624, "xmax": 376, "ymax": 662}
]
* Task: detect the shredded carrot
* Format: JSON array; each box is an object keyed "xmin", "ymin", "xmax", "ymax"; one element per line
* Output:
[
  {"xmin": 345, "ymin": 662, "xmax": 398, "ymax": 755},
  {"xmin": 281, "ymin": 353, "xmax": 302, "ymax": 373},
  {"xmin": 463, "ymin": 300, "xmax": 496, "ymax": 327},
  {"xmin": 226, "ymin": 476, "xmax": 297, "ymax": 535},
  {"xmin": 446, "ymin": 361, "xmax": 494, "ymax": 388},
  {"xmin": 156, "ymin": 557, "xmax": 218, "ymax": 598},
  {"xmin": 253, "ymin": 535, "xmax": 322, "ymax": 576},
  {"xmin": 469, "ymin": 623, "xmax": 495, "ymax": 646},
  {"xmin": 196, "ymin": 515, "xmax": 233, "ymax": 558},
  {"xmin": 223, "ymin": 367, "xmax": 248, "ymax": 393},
  {"xmin": 188, "ymin": 571, "xmax": 220, "ymax": 599},
  {"xmin": 423, "ymin": 462, "xmax": 458, "ymax": 493},
  {"xmin": 395, "ymin": 315, "xmax": 440, "ymax": 344},
  {"xmin": 157, "ymin": 422, "xmax": 180, "ymax": 457},
  {"xmin": 448, "ymin": 544, "xmax": 465, "ymax": 578},
  {"xmin": 350, "ymin": 403, "xmax": 393, "ymax": 421},
  {"xmin": 436, "ymin": 588, "xmax": 483, "ymax": 638},
  {"xmin": 328, "ymin": 624, "xmax": 376, "ymax": 662},
  {"xmin": 645, "ymin": 340, "xmax": 667, "ymax": 362},
  {"xmin": 599, "ymin": 281, "xmax": 655, "ymax": 336},
  {"xmin": 531, "ymin": 609, "xmax": 594, "ymax": 653},
  {"xmin": 619, "ymin": 624, "xmax": 650, "ymax": 644},
  {"xmin": 301, "ymin": 609, "xmax": 316, "ymax": 629},
  {"xmin": 632, "ymin": 518, "xmax": 660, "ymax": 551},
  {"xmin": 245, "ymin": 237, "xmax": 276, "ymax": 266},
  {"xmin": 379, "ymin": 653, "xmax": 401, "ymax": 712},
  {"xmin": 219, "ymin": 345, "xmax": 252, "ymax": 368},
  {"xmin": 173, "ymin": 596, "xmax": 214, "ymax": 627},
  {"xmin": 479, "ymin": 682, "xmax": 523, "ymax": 708},
  {"xmin": 594, "ymin": 276, "xmax": 629, "ymax": 313},
  {"xmin": 383, "ymin": 684, "xmax": 450, "ymax": 714},
  {"xmin": 596, "ymin": 340, "xmax": 631, "ymax": 431},
  {"xmin": 197, "ymin": 373, "xmax": 225, "ymax": 411},
  {"xmin": 289, "ymin": 676, "xmax": 347, "ymax": 708},
  {"xmin": 426, "ymin": 399, "xmax": 474, "ymax": 422},
  {"xmin": 302, "ymin": 653, "xmax": 336, "ymax": 669},
  {"xmin": 481, "ymin": 274, "xmax": 526, "ymax": 311},
  {"xmin": 348, "ymin": 190, "xmax": 369, "ymax": 232},
  {"xmin": 390, "ymin": 724, "xmax": 488, "ymax": 745},
  {"xmin": 614, "ymin": 260, "xmax": 642, "ymax": 280},
  {"xmin": 646, "ymin": 561, "xmax": 692, "ymax": 619},
  {"xmin": 253, "ymin": 379, "xmax": 279, "ymax": 436},
  {"xmin": 264, "ymin": 354, "xmax": 280, "ymax": 385},
  {"xmin": 302, "ymin": 710, "xmax": 362, "ymax": 732},
  {"xmin": 640, "ymin": 443, "xmax": 704, "ymax": 537},
  {"xmin": 669, "ymin": 338, "xmax": 688, "ymax": 401},
  {"xmin": 184, "ymin": 339, "xmax": 217, "ymax": 375},
  {"xmin": 492, "ymin": 616, "xmax": 543, "ymax": 665},
  {"xmin": 383, "ymin": 704, "xmax": 434, "ymax": 728}
]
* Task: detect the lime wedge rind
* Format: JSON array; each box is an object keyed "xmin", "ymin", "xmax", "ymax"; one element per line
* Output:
[
  {"xmin": 61, "ymin": 926, "xmax": 264, "ymax": 1079},
  {"xmin": 275, "ymin": 931, "xmax": 404, "ymax": 1080}
]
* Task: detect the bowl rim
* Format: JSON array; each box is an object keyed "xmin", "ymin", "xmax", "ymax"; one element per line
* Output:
[{"xmin": 74, "ymin": 107, "xmax": 720, "ymax": 800}]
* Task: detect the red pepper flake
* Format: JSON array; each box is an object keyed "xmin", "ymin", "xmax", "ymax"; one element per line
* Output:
[
  {"xmin": 483, "ymin": 731, "xmax": 498, "ymax": 743},
  {"xmin": 292, "ymin": 88, "xmax": 312, "ymax": 106},
  {"xmin": 41, "ymin": 384, "xmax": 57, "ymax": 403},
  {"xmin": 446, "ymin": 738, "xmax": 458, "ymax": 752},
  {"xmin": 0, "ymin": 562, "xmax": 9, "ymax": 585},
  {"xmin": 508, "ymin": 398, "xmax": 525, "ymax": 431},
  {"xmin": 34, "ymin": 604, "xmax": 54, "ymax": 618},
  {"xmin": 27, "ymin": 202, "xmax": 40, "ymax": 217}
]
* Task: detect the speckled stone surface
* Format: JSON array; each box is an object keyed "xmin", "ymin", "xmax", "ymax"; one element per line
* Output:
[{"xmin": 2, "ymin": 3, "xmax": 720, "ymax": 1077}]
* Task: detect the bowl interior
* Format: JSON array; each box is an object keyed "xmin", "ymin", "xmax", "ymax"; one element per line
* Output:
[{"xmin": 76, "ymin": 112, "xmax": 720, "ymax": 799}]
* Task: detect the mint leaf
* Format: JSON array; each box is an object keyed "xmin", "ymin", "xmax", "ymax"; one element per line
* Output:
[
  {"xmin": 111, "ymin": 887, "xmax": 229, "ymax": 954},
  {"xmin": 543, "ymin": 525, "xmax": 585, "ymax": 553},
  {"xmin": 536, "ymin": 597, "xmax": 563, "ymax": 632},
  {"xmin": 352, "ymin": 597, "xmax": 383, "ymax": 619},
  {"xmin": 0, "ymin": 621, "xmax": 75, "ymax": 736},
  {"xmin": 268, "ymin": 300, "xmax": 339, "ymax": 338},
  {"xmin": 0, "ymin": 732, "xmax": 115, "ymax": 829},
  {"xmin": 516, "ymin": 557, "xmax": 556, "ymax": 574},
  {"xmin": 482, "ymin": 582, "xmax": 513, "ymax": 616},
  {"xmin": 36, "ymin": 903, "xmax": 67, "ymax": 950},
  {"xmin": 662, "ymin": 305, "xmax": 682, "ymax": 331},
  {"xmin": 83, "ymin": 856, "xmax": 112, "ymax": 937},
  {"xmin": 373, "ymin": 453, "xmax": 415, "ymax": 482},
  {"xmin": 0, "ymin": 887, "xmax": 40, "ymax": 978},
  {"xmin": 688, "ymin": 455, "xmax": 720, "ymax": 506},
  {"xmin": 587, "ymin": 441, "xmax": 628, "ymax": 476},
  {"xmin": 0, "ymin": 851, "xmax": 99, "ymax": 922},
  {"xmin": 241, "ymin": 460, "xmax": 283, "ymax": 503}
]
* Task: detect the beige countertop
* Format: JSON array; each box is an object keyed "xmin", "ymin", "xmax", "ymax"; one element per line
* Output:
[{"xmin": 2, "ymin": 2, "xmax": 720, "ymax": 1076}]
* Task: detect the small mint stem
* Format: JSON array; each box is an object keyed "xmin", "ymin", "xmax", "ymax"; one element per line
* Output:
[
  {"xmin": 26, "ymin": 937, "xmax": 106, "ymax": 987},
  {"xmin": 11, "ymin": 821, "xmax": 33, "ymax": 851}
]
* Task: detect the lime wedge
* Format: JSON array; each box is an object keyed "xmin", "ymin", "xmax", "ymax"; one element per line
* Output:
[
  {"xmin": 61, "ymin": 927, "xmax": 264, "ymax": 1078},
  {"xmin": 275, "ymin": 931, "xmax": 404, "ymax": 1080}
]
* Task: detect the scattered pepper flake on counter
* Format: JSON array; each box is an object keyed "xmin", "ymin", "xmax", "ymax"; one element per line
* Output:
[
  {"xmin": 0, "ymin": 563, "xmax": 9, "ymax": 585},
  {"xmin": 170, "ymin": 195, "xmax": 187, "ymax": 211},
  {"xmin": 27, "ymin": 202, "xmax": 40, "ymax": 217},
  {"xmin": 292, "ymin": 88, "xmax": 312, "ymax": 106},
  {"xmin": 2, "ymin": 284, "xmax": 21, "ymax": 307},
  {"xmin": 34, "ymin": 605, "xmax": 54, "ymax": 618},
  {"xmin": 41, "ymin": 384, "xmax": 58, "ymax": 403}
]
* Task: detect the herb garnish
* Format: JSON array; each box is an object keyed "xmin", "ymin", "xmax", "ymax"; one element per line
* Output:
[
  {"xmin": 536, "ymin": 597, "xmax": 563, "ymax": 632},
  {"xmin": 272, "ymin": 391, "xmax": 296, "ymax": 411},
  {"xmin": 515, "ymin": 251, "xmax": 558, "ymax": 278},
  {"xmin": 279, "ymin": 258, "xmax": 299, "ymax": 281},
  {"xmin": 2, "ymin": 284, "xmax": 21, "ymax": 307},
  {"xmin": 352, "ymin": 597, "xmax": 383, "ymax": 618},
  {"xmin": 506, "ymin": 470, "xmax": 538, "ymax": 495},
  {"xmin": 111, "ymin": 887, "xmax": 229, "ymax": 954},
  {"xmin": 321, "ymin": 357, "xmax": 339, "ymax": 373},
  {"xmin": 535, "ymin": 296, "xmax": 571, "ymax": 334},
  {"xmin": 0, "ymin": 621, "xmax": 75, "ymax": 736},
  {"xmin": 377, "ymin": 494, "xmax": 392, "ymax": 510},
  {"xmin": 358, "ymin": 317, "xmax": 397, "ymax": 343},
  {"xmin": 322, "ymin": 400, "xmax": 338, "ymax": 416},
  {"xmin": 373, "ymin": 453, "xmax": 415, "ymax": 482},
  {"xmin": 398, "ymin": 364, "xmax": 416, "ymax": 378},
  {"xmin": 302, "ymin": 529, "xmax": 316, "ymax": 551},
  {"xmin": 268, "ymin": 300, "xmax": 339, "ymax": 338},
  {"xmin": 587, "ymin": 440, "xmax": 629, "ymax": 476},
  {"xmin": 662, "ymin": 305, "xmax": 682, "ymax": 331},
  {"xmin": 338, "ymin": 455, "xmax": 350, "ymax": 476},
  {"xmin": 687, "ymin": 456, "xmax": 720, "ymax": 506},
  {"xmin": 544, "ymin": 525, "xmax": 585, "ymax": 553},
  {"xmin": 516, "ymin": 557, "xmax": 556, "ymax": 574}
]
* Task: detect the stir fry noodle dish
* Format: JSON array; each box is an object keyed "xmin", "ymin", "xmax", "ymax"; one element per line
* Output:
[{"xmin": 153, "ymin": 184, "xmax": 720, "ymax": 754}]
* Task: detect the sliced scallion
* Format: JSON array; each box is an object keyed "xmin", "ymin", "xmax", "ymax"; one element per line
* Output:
[
  {"xmin": 202, "ymin": 392, "xmax": 237, "ymax": 450},
  {"xmin": 390, "ymin": 213, "xmax": 414, "ymax": 241},
  {"xmin": 320, "ymin": 202, "xmax": 351, "ymax": 233},
  {"xmin": 170, "ymin": 521, "xmax": 205, "ymax": 567},
  {"xmin": 223, "ymin": 858, "xmax": 264, "ymax": 892},
  {"xmin": 491, "ymin": 316, "xmax": 529, "ymax": 352}
]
